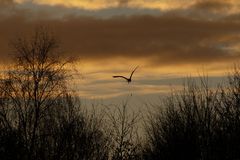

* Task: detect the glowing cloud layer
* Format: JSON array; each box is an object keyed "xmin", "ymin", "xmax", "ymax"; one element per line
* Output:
[{"xmin": 12, "ymin": 0, "xmax": 240, "ymax": 12}]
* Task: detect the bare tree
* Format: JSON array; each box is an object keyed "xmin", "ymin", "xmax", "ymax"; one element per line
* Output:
[
  {"xmin": 214, "ymin": 66, "xmax": 240, "ymax": 159},
  {"xmin": 40, "ymin": 94, "xmax": 111, "ymax": 160},
  {"xmin": 0, "ymin": 28, "xmax": 69, "ymax": 159},
  {"xmin": 106, "ymin": 102, "xmax": 142, "ymax": 160},
  {"xmin": 0, "ymin": 28, "xmax": 111, "ymax": 160},
  {"xmin": 143, "ymin": 77, "xmax": 219, "ymax": 160}
]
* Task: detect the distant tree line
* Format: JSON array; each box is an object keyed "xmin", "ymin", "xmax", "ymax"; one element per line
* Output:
[{"xmin": 1, "ymin": 28, "xmax": 240, "ymax": 160}]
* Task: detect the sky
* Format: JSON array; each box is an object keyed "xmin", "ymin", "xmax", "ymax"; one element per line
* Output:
[{"xmin": 0, "ymin": 0, "xmax": 240, "ymax": 105}]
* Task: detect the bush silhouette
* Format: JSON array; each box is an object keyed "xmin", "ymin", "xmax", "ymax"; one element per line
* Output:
[{"xmin": 143, "ymin": 73, "xmax": 240, "ymax": 160}]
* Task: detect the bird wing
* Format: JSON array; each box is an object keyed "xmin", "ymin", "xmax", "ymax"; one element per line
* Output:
[
  {"xmin": 129, "ymin": 66, "xmax": 139, "ymax": 79},
  {"xmin": 113, "ymin": 76, "xmax": 129, "ymax": 81}
]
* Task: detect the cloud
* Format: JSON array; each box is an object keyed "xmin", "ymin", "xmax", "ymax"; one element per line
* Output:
[
  {"xmin": 0, "ymin": 1, "xmax": 240, "ymax": 67},
  {"xmin": 0, "ymin": 0, "xmax": 15, "ymax": 10},
  {"xmin": 0, "ymin": 13, "xmax": 240, "ymax": 67},
  {"xmin": 2, "ymin": 1, "xmax": 162, "ymax": 19},
  {"xmin": 191, "ymin": 0, "xmax": 232, "ymax": 12},
  {"xmin": 0, "ymin": 0, "xmax": 14, "ymax": 5},
  {"xmin": 4, "ymin": 0, "xmax": 240, "ymax": 20},
  {"xmin": 1, "ymin": 0, "xmax": 240, "ymax": 101},
  {"xmin": 117, "ymin": 0, "xmax": 130, "ymax": 7},
  {"xmin": 62, "ymin": 16, "xmax": 240, "ymax": 66}
]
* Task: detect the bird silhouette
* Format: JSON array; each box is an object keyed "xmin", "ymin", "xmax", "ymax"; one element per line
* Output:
[{"xmin": 113, "ymin": 66, "xmax": 139, "ymax": 83}]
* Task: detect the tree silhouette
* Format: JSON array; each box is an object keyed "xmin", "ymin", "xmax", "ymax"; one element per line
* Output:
[
  {"xmin": 213, "ymin": 66, "xmax": 240, "ymax": 159},
  {"xmin": 143, "ymin": 77, "xmax": 221, "ymax": 160},
  {"xmin": 106, "ymin": 102, "xmax": 142, "ymax": 160},
  {"xmin": 0, "ymin": 28, "xmax": 110, "ymax": 160}
]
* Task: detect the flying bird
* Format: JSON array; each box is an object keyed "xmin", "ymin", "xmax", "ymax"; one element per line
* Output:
[{"xmin": 113, "ymin": 66, "xmax": 139, "ymax": 83}]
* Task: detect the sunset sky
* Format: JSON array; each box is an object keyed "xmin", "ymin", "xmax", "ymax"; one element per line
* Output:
[{"xmin": 1, "ymin": 0, "xmax": 240, "ymax": 104}]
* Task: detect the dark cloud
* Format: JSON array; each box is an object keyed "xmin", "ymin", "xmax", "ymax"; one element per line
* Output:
[
  {"xmin": 0, "ymin": 0, "xmax": 19, "ymax": 19},
  {"xmin": 0, "ymin": 2, "xmax": 240, "ymax": 66},
  {"xmin": 0, "ymin": 0, "xmax": 14, "ymax": 6},
  {"xmin": 118, "ymin": 0, "xmax": 130, "ymax": 7},
  {"xmin": 57, "ymin": 15, "xmax": 240, "ymax": 66},
  {"xmin": 191, "ymin": 0, "xmax": 232, "ymax": 12},
  {"xmin": 224, "ymin": 13, "xmax": 240, "ymax": 22}
]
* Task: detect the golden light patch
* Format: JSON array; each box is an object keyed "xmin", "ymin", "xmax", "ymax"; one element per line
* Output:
[
  {"xmin": 65, "ymin": 58, "xmax": 232, "ymax": 99},
  {"xmin": 11, "ymin": 0, "xmax": 208, "ymax": 10},
  {"xmin": 14, "ymin": 0, "xmax": 115, "ymax": 9}
]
